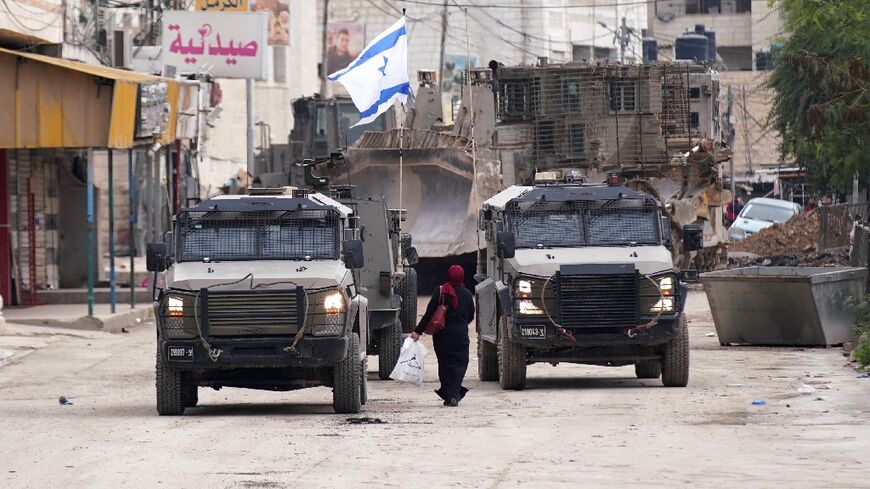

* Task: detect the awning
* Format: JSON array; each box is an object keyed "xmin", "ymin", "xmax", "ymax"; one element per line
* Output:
[{"xmin": 0, "ymin": 47, "xmax": 179, "ymax": 149}]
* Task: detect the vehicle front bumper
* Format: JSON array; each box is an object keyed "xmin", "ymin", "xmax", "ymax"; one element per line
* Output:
[
  {"xmin": 158, "ymin": 335, "xmax": 348, "ymax": 370},
  {"xmin": 507, "ymin": 314, "xmax": 683, "ymax": 348}
]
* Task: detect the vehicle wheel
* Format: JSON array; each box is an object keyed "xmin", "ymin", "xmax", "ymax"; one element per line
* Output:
[
  {"xmin": 398, "ymin": 268, "xmax": 418, "ymax": 334},
  {"xmin": 478, "ymin": 335, "xmax": 499, "ymax": 381},
  {"xmin": 155, "ymin": 350, "xmax": 185, "ymax": 416},
  {"xmin": 360, "ymin": 356, "xmax": 368, "ymax": 405},
  {"xmin": 333, "ymin": 333, "xmax": 362, "ymax": 414},
  {"xmin": 377, "ymin": 322, "xmax": 402, "ymax": 380},
  {"xmin": 661, "ymin": 315, "xmax": 690, "ymax": 387},
  {"xmin": 183, "ymin": 383, "xmax": 199, "ymax": 408},
  {"xmin": 635, "ymin": 360, "xmax": 661, "ymax": 379},
  {"xmin": 498, "ymin": 317, "xmax": 526, "ymax": 390}
]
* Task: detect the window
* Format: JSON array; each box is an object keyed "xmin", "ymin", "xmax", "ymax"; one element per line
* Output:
[
  {"xmin": 594, "ymin": 47, "xmax": 614, "ymax": 61},
  {"xmin": 686, "ymin": 0, "xmax": 750, "ymax": 14},
  {"xmin": 569, "ymin": 123, "xmax": 585, "ymax": 155},
  {"xmin": 537, "ymin": 120, "xmax": 555, "ymax": 154},
  {"xmin": 689, "ymin": 87, "xmax": 701, "ymax": 99},
  {"xmin": 690, "ymin": 112, "xmax": 700, "ymax": 128},
  {"xmin": 572, "ymin": 44, "xmax": 592, "ymax": 61},
  {"xmin": 610, "ymin": 80, "xmax": 637, "ymax": 112},
  {"xmin": 499, "ymin": 81, "xmax": 530, "ymax": 118},
  {"xmin": 562, "ymin": 78, "xmax": 581, "ymax": 112}
]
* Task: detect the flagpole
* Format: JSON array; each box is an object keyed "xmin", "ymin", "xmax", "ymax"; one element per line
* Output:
[
  {"xmin": 399, "ymin": 9, "xmax": 407, "ymax": 233},
  {"xmin": 465, "ymin": 8, "xmax": 482, "ymax": 280}
]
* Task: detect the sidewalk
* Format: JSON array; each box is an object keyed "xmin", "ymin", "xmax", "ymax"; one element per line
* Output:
[{"xmin": 2, "ymin": 303, "xmax": 153, "ymax": 333}]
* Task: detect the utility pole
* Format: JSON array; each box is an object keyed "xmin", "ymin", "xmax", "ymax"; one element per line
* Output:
[
  {"xmin": 619, "ymin": 16, "xmax": 627, "ymax": 63},
  {"xmin": 741, "ymin": 85, "xmax": 754, "ymax": 174},
  {"xmin": 438, "ymin": 0, "xmax": 448, "ymax": 89},
  {"xmin": 320, "ymin": 0, "xmax": 330, "ymax": 96}
]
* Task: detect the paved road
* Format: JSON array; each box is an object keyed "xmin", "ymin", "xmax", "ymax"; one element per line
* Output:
[{"xmin": 1, "ymin": 291, "xmax": 868, "ymax": 488}]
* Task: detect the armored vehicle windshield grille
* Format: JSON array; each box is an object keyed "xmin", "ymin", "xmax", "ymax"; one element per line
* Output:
[
  {"xmin": 176, "ymin": 210, "xmax": 340, "ymax": 262},
  {"xmin": 558, "ymin": 267, "xmax": 639, "ymax": 329},
  {"xmin": 206, "ymin": 290, "xmax": 301, "ymax": 336},
  {"xmin": 508, "ymin": 199, "xmax": 659, "ymax": 248}
]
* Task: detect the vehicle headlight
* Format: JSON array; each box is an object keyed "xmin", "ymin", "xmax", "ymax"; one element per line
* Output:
[
  {"xmin": 308, "ymin": 289, "xmax": 347, "ymax": 336},
  {"xmin": 161, "ymin": 294, "xmax": 197, "ymax": 339},
  {"xmin": 650, "ymin": 297, "xmax": 675, "ymax": 312},
  {"xmin": 516, "ymin": 280, "xmax": 532, "ymax": 299},
  {"xmin": 518, "ymin": 299, "xmax": 543, "ymax": 315},
  {"xmin": 658, "ymin": 275, "xmax": 674, "ymax": 296},
  {"xmin": 323, "ymin": 292, "xmax": 344, "ymax": 314},
  {"xmin": 167, "ymin": 296, "xmax": 184, "ymax": 317},
  {"xmin": 729, "ymin": 227, "xmax": 746, "ymax": 240}
]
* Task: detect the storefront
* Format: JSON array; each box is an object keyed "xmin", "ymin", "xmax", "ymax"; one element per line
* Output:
[{"xmin": 0, "ymin": 47, "xmax": 181, "ymax": 313}]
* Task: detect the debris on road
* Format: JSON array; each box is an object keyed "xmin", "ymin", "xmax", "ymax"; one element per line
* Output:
[
  {"xmin": 705, "ymin": 332, "xmax": 716, "ymax": 337},
  {"xmin": 751, "ymin": 400, "xmax": 767, "ymax": 405},
  {"xmin": 58, "ymin": 396, "xmax": 73, "ymax": 406},
  {"xmin": 813, "ymin": 396, "xmax": 827, "ymax": 401},
  {"xmin": 345, "ymin": 417, "xmax": 386, "ymax": 425},
  {"xmin": 798, "ymin": 384, "xmax": 816, "ymax": 394}
]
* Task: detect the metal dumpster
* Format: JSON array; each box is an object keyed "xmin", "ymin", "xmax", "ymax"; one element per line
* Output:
[{"xmin": 701, "ymin": 267, "xmax": 866, "ymax": 346}]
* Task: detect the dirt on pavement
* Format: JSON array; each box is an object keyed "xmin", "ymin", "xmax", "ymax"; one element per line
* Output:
[{"xmin": 0, "ymin": 291, "xmax": 868, "ymax": 488}]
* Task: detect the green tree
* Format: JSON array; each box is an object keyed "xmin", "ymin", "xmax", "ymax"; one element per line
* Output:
[{"xmin": 768, "ymin": 0, "xmax": 870, "ymax": 193}]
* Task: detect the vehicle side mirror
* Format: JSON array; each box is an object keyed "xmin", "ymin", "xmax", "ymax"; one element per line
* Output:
[
  {"xmin": 661, "ymin": 216, "xmax": 672, "ymax": 245},
  {"xmin": 146, "ymin": 242, "xmax": 168, "ymax": 272},
  {"xmin": 497, "ymin": 231, "xmax": 516, "ymax": 259},
  {"xmin": 343, "ymin": 239, "xmax": 365, "ymax": 269},
  {"xmin": 404, "ymin": 246, "xmax": 419, "ymax": 266},
  {"xmin": 682, "ymin": 224, "xmax": 704, "ymax": 252}
]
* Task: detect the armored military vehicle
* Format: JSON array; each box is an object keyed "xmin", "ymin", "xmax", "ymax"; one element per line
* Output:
[
  {"xmin": 475, "ymin": 173, "xmax": 703, "ymax": 390},
  {"xmin": 146, "ymin": 188, "xmax": 369, "ymax": 415}
]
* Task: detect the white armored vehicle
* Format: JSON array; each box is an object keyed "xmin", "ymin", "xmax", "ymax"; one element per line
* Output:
[
  {"xmin": 147, "ymin": 188, "xmax": 369, "ymax": 415},
  {"xmin": 475, "ymin": 174, "xmax": 703, "ymax": 390}
]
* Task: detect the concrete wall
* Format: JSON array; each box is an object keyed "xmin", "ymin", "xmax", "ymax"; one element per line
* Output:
[{"xmin": 716, "ymin": 71, "xmax": 782, "ymax": 176}]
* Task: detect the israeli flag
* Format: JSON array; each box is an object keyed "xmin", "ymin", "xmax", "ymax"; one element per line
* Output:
[{"xmin": 328, "ymin": 17, "xmax": 410, "ymax": 126}]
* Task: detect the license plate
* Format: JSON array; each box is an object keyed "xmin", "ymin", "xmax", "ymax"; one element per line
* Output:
[
  {"xmin": 520, "ymin": 326, "xmax": 546, "ymax": 338},
  {"xmin": 167, "ymin": 345, "xmax": 194, "ymax": 362}
]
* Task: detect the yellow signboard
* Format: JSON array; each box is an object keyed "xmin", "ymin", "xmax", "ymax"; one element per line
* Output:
[{"xmin": 195, "ymin": 0, "xmax": 248, "ymax": 12}]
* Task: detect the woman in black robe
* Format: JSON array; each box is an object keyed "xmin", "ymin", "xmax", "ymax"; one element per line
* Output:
[{"xmin": 410, "ymin": 265, "xmax": 475, "ymax": 407}]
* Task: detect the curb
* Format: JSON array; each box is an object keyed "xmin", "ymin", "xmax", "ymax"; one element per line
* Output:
[{"xmin": 8, "ymin": 307, "xmax": 153, "ymax": 332}]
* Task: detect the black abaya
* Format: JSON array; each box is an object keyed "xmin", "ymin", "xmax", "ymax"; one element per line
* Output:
[{"xmin": 415, "ymin": 284, "xmax": 475, "ymax": 402}]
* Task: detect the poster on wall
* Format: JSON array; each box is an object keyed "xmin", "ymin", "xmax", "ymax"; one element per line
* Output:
[
  {"xmin": 251, "ymin": 0, "xmax": 290, "ymax": 45},
  {"xmin": 325, "ymin": 22, "xmax": 365, "ymax": 75},
  {"xmin": 442, "ymin": 54, "xmax": 477, "ymax": 93},
  {"xmin": 194, "ymin": 0, "xmax": 248, "ymax": 12},
  {"xmin": 162, "ymin": 11, "xmax": 268, "ymax": 79}
]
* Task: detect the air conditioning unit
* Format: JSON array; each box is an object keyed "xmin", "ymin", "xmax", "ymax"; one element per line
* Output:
[{"xmin": 110, "ymin": 30, "xmax": 131, "ymax": 69}]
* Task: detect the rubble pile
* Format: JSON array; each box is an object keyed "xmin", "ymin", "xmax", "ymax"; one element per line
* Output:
[
  {"xmin": 730, "ymin": 211, "xmax": 821, "ymax": 256},
  {"xmin": 728, "ymin": 248, "xmax": 850, "ymax": 268}
]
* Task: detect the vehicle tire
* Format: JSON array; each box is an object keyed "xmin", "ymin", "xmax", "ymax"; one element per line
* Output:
[
  {"xmin": 661, "ymin": 315, "xmax": 690, "ymax": 387},
  {"xmin": 478, "ymin": 335, "xmax": 499, "ymax": 381},
  {"xmin": 360, "ymin": 356, "xmax": 368, "ymax": 406},
  {"xmin": 635, "ymin": 360, "xmax": 661, "ymax": 379},
  {"xmin": 333, "ymin": 333, "xmax": 362, "ymax": 414},
  {"xmin": 377, "ymin": 322, "xmax": 402, "ymax": 380},
  {"xmin": 398, "ymin": 268, "xmax": 418, "ymax": 333},
  {"xmin": 498, "ymin": 317, "xmax": 526, "ymax": 390},
  {"xmin": 155, "ymin": 350, "xmax": 185, "ymax": 416},
  {"xmin": 183, "ymin": 383, "xmax": 199, "ymax": 408}
]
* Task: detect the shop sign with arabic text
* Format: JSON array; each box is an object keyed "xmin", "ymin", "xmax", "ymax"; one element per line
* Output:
[
  {"xmin": 162, "ymin": 11, "xmax": 267, "ymax": 79},
  {"xmin": 194, "ymin": 0, "xmax": 248, "ymax": 11}
]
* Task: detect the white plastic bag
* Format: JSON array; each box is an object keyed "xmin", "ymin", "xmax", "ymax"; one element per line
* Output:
[{"xmin": 389, "ymin": 337, "xmax": 428, "ymax": 386}]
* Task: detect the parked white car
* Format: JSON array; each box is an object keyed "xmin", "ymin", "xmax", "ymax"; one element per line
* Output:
[{"xmin": 729, "ymin": 197, "xmax": 803, "ymax": 241}]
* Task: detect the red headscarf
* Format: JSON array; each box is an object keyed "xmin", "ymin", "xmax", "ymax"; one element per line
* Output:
[{"xmin": 441, "ymin": 265, "xmax": 464, "ymax": 309}]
